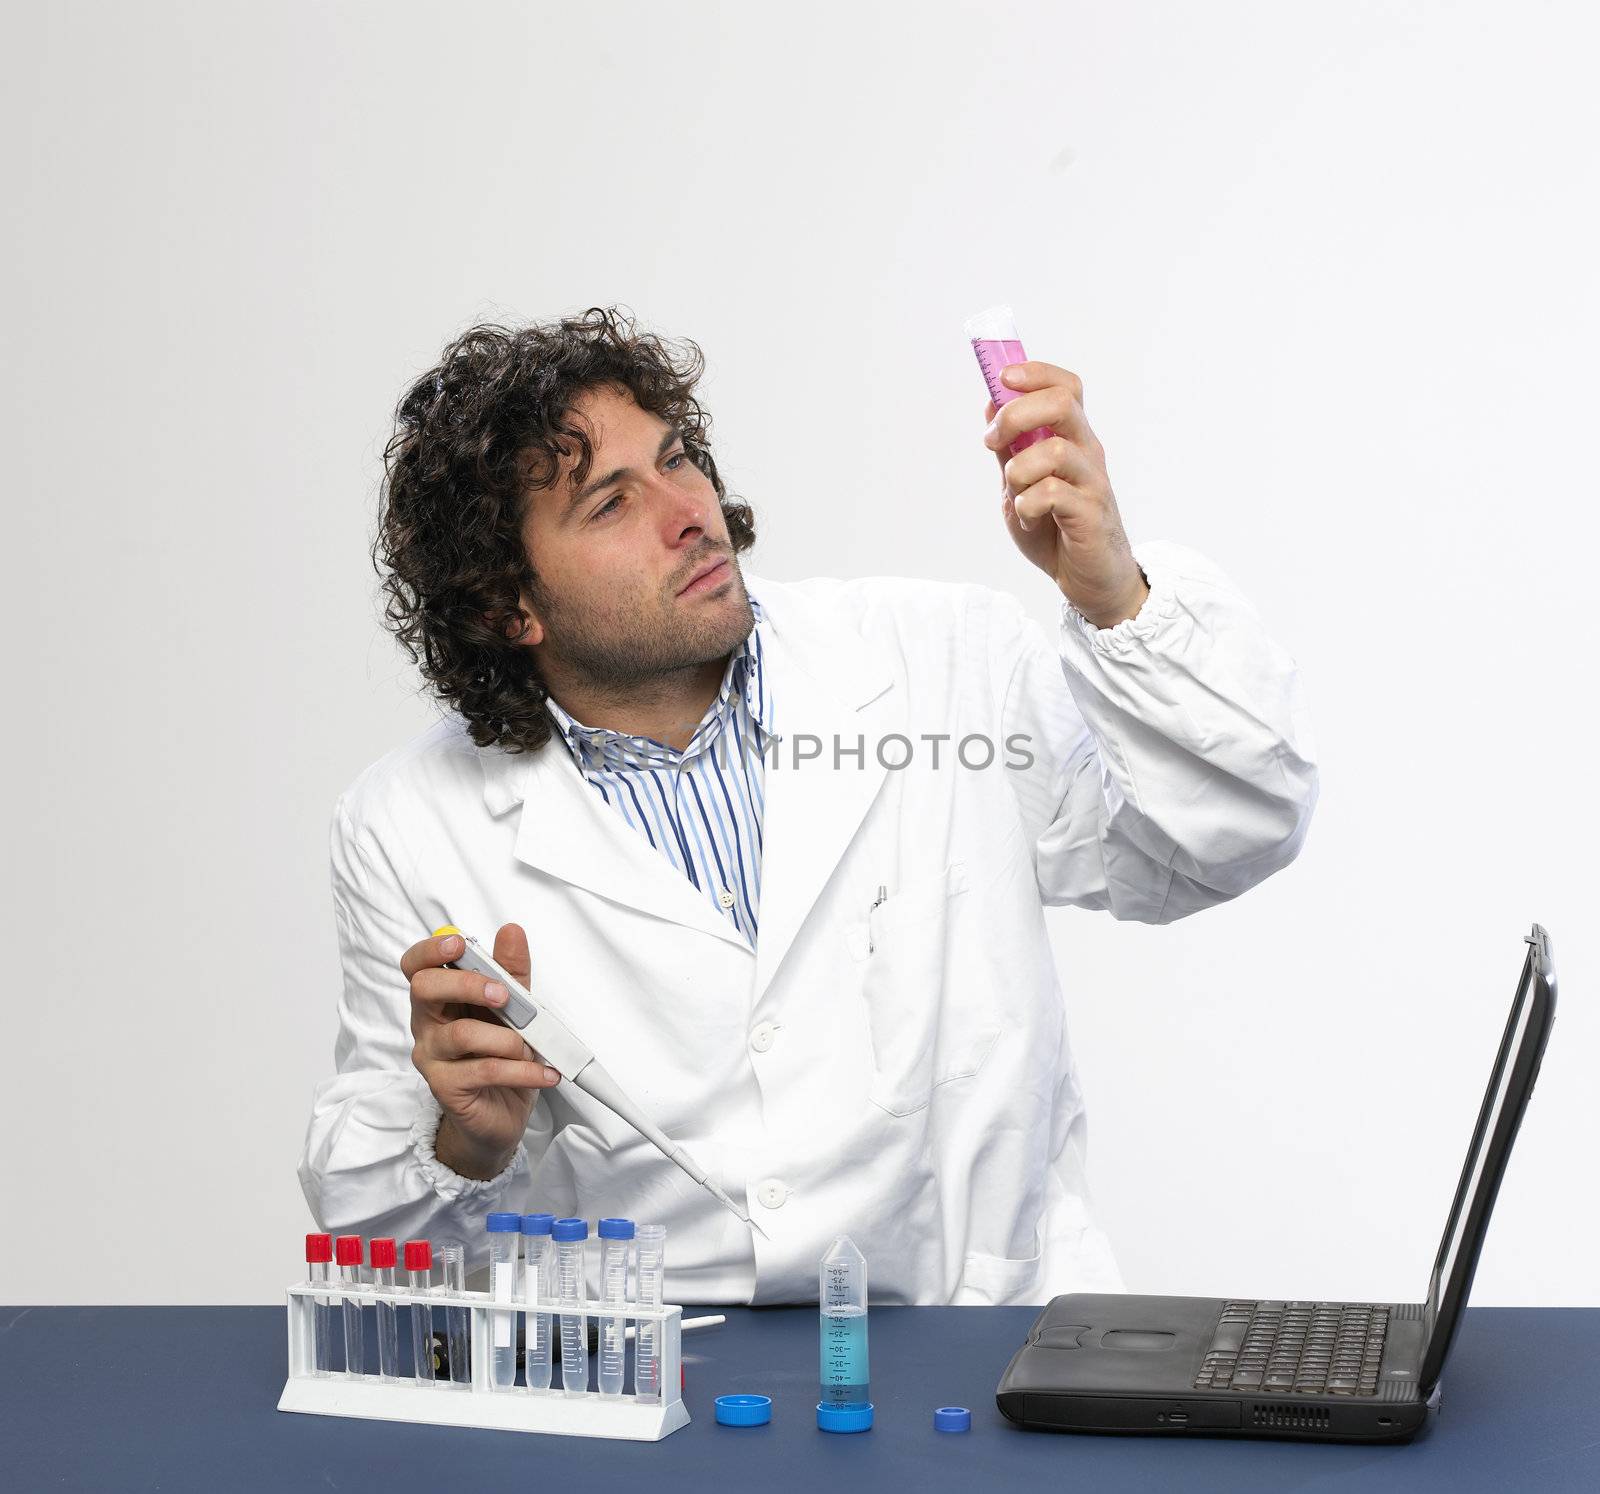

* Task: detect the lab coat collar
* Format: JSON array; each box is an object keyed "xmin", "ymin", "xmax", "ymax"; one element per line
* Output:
[{"xmin": 476, "ymin": 569, "xmax": 902, "ymax": 999}]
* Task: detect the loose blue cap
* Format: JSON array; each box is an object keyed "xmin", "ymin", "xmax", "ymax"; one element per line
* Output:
[
  {"xmin": 598, "ymin": 1217, "xmax": 635, "ymax": 1240},
  {"xmin": 934, "ymin": 1406, "xmax": 972, "ymax": 1432},
  {"xmin": 817, "ymin": 1401, "xmax": 875, "ymax": 1433},
  {"xmin": 520, "ymin": 1213, "xmax": 555, "ymax": 1236},
  {"xmin": 486, "ymin": 1212, "xmax": 521, "ymax": 1232},
  {"xmin": 552, "ymin": 1217, "xmax": 588, "ymax": 1242},
  {"xmin": 715, "ymin": 1393, "xmax": 772, "ymax": 1427}
]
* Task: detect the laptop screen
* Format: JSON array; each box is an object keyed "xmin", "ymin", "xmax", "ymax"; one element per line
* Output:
[
  {"xmin": 1421, "ymin": 929, "xmax": 1553, "ymax": 1388},
  {"xmin": 1428, "ymin": 956, "xmax": 1534, "ymax": 1313}
]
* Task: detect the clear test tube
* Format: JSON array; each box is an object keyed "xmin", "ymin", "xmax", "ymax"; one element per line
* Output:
[
  {"xmin": 369, "ymin": 1238, "xmax": 400, "ymax": 1381},
  {"xmin": 817, "ymin": 1235, "xmax": 873, "ymax": 1433},
  {"xmin": 304, "ymin": 1234, "xmax": 334, "ymax": 1377},
  {"xmin": 597, "ymin": 1218, "xmax": 634, "ymax": 1397},
  {"xmin": 552, "ymin": 1218, "xmax": 590, "ymax": 1396},
  {"xmin": 963, "ymin": 303, "xmax": 1055, "ymax": 455},
  {"xmin": 520, "ymin": 1214, "xmax": 555, "ymax": 1392},
  {"xmin": 632, "ymin": 1224, "xmax": 667, "ymax": 1402},
  {"xmin": 438, "ymin": 1240, "xmax": 471, "ymax": 1387},
  {"xmin": 403, "ymin": 1240, "xmax": 435, "ymax": 1384},
  {"xmin": 334, "ymin": 1235, "xmax": 366, "ymax": 1378},
  {"xmin": 486, "ymin": 1212, "xmax": 522, "ymax": 1391}
]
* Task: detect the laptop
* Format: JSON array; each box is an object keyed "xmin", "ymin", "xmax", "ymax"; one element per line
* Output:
[{"xmin": 996, "ymin": 922, "xmax": 1556, "ymax": 1443}]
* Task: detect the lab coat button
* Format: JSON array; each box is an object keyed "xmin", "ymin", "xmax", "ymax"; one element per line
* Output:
[
  {"xmin": 757, "ymin": 1179, "xmax": 789, "ymax": 1210},
  {"xmin": 717, "ymin": 887, "xmax": 736, "ymax": 909},
  {"xmin": 750, "ymin": 1022, "xmax": 778, "ymax": 1053}
]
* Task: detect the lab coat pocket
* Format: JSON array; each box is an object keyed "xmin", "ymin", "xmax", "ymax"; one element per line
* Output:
[
  {"xmin": 957, "ymin": 1246, "xmax": 1045, "ymax": 1306},
  {"xmin": 859, "ymin": 859, "xmax": 992, "ymax": 1117}
]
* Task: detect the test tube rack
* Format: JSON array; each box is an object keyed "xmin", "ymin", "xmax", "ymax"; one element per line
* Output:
[{"xmin": 278, "ymin": 1281, "xmax": 690, "ymax": 1441}]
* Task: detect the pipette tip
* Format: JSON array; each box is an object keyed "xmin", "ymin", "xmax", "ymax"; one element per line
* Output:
[{"xmin": 707, "ymin": 1181, "xmax": 766, "ymax": 1237}]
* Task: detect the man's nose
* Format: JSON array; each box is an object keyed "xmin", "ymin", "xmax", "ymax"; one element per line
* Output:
[{"xmin": 653, "ymin": 482, "xmax": 714, "ymax": 539}]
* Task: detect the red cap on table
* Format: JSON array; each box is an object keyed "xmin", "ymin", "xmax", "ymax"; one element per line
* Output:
[
  {"xmin": 335, "ymin": 1235, "xmax": 363, "ymax": 1267},
  {"xmin": 305, "ymin": 1233, "xmax": 332, "ymax": 1264},
  {"xmin": 404, "ymin": 1240, "xmax": 433, "ymax": 1271}
]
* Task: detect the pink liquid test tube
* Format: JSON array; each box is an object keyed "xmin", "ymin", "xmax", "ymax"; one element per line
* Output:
[{"xmin": 964, "ymin": 303, "xmax": 1055, "ymax": 455}]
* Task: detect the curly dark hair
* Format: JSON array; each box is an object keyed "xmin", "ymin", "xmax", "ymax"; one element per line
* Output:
[{"xmin": 372, "ymin": 305, "xmax": 757, "ymax": 754}]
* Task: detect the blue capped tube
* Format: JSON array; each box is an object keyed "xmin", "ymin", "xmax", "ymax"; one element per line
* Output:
[
  {"xmin": 521, "ymin": 1214, "xmax": 556, "ymax": 1392},
  {"xmin": 554, "ymin": 1219, "xmax": 590, "ymax": 1396}
]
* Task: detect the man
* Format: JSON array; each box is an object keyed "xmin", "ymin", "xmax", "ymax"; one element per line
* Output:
[{"xmin": 298, "ymin": 307, "xmax": 1319, "ymax": 1304}]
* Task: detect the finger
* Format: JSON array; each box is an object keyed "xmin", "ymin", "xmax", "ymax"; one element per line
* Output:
[
  {"xmin": 431, "ymin": 1015, "xmax": 539, "ymax": 1064},
  {"xmin": 401, "ymin": 931, "xmax": 465, "ymax": 981},
  {"xmin": 1001, "ymin": 443, "xmax": 1103, "ymax": 532},
  {"xmin": 448, "ymin": 1056, "xmax": 561, "ymax": 1092},
  {"xmin": 983, "ymin": 397, "xmax": 1009, "ymax": 483},
  {"xmin": 493, "ymin": 922, "xmax": 531, "ymax": 991},
  {"xmin": 1002, "ymin": 436, "xmax": 1103, "ymax": 497},
  {"xmin": 1002, "ymin": 361, "xmax": 1085, "ymax": 406},
  {"xmin": 410, "ymin": 965, "xmax": 511, "ymax": 1018},
  {"xmin": 1013, "ymin": 475, "xmax": 1099, "ymax": 531},
  {"xmin": 988, "ymin": 387, "xmax": 1093, "ymax": 456}
]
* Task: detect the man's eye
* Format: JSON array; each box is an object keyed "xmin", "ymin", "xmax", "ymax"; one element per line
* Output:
[{"xmin": 593, "ymin": 452, "xmax": 687, "ymax": 519}]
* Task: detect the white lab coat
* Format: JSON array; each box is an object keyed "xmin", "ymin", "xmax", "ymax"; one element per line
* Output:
[{"xmin": 298, "ymin": 539, "xmax": 1319, "ymax": 1305}]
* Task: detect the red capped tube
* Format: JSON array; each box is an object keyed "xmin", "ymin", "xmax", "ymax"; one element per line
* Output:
[
  {"xmin": 405, "ymin": 1239, "xmax": 436, "ymax": 1385},
  {"xmin": 305, "ymin": 1234, "xmax": 336, "ymax": 1376},
  {"xmin": 335, "ymin": 1234, "xmax": 367, "ymax": 1378},
  {"xmin": 368, "ymin": 1238, "xmax": 401, "ymax": 1380}
]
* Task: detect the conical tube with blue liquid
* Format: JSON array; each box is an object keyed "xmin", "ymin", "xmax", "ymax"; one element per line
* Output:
[{"xmin": 817, "ymin": 1235, "xmax": 873, "ymax": 1433}]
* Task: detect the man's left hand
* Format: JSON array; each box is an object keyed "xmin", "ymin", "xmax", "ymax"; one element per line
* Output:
[{"xmin": 983, "ymin": 361, "xmax": 1150, "ymax": 628}]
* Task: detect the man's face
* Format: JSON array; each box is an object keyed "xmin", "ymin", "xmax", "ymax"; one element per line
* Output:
[{"xmin": 518, "ymin": 382, "xmax": 752, "ymax": 687}]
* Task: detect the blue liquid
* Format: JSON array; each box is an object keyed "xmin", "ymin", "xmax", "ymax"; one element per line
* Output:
[{"xmin": 820, "ymin": 1306, "xmax": 869, "ymax": 1407}]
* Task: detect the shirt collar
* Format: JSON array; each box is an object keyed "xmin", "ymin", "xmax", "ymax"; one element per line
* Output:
[{"xmin": 544, "ymin": 587, "xmax": 772, "ymax": 768}]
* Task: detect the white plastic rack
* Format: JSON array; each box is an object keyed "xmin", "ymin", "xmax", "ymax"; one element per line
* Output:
[{"xmin": 277, "ymin": 1281, "xmax": 690, "ymax": 1441}]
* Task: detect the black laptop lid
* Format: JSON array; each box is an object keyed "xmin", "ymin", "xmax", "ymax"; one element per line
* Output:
[{"xmin": 1417, "ymin": 923, "xmax": 1556, "ymax": 1392}]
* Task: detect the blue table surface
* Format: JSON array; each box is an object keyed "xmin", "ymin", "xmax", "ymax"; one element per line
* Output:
[{"xmin": 5, "ymin": 1305, "xmax": 1599, "ymax": 1492}]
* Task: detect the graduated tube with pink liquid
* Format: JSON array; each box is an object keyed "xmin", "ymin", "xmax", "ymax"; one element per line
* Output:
[{"xmin": 964, "ymin": 302, "xmax": 1055, "ymax": 455}]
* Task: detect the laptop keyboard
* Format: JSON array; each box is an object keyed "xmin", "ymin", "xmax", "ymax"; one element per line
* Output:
[{"xmin": 1193, "ymin": 1300, "xmax": 1391, "ymax": 1396}]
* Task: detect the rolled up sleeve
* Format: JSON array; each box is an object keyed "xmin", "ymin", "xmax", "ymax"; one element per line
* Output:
[{"xmin": 990, "ymin": 538, "xmax": 1320, "ymax": 923}]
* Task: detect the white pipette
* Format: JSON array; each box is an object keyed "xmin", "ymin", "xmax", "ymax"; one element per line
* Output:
[{"xmin": 434, "ymin": 924, "xmax": 763, "ymax": 1236}]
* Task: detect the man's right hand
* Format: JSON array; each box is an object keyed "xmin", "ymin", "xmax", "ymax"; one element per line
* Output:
[{"xmin": 403, "ymin": 924, "xmax": 560, "ymax": 1180}]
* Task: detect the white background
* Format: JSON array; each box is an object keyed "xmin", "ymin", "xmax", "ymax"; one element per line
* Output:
[{"xmin": 4, "ymin": 1, "xmax": 1595, "ymax": 1305}]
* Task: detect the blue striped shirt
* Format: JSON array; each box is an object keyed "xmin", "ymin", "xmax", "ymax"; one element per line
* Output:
[{"xmin": 542, "ymin": 592, "xmax": 774, "ymax": 944}]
